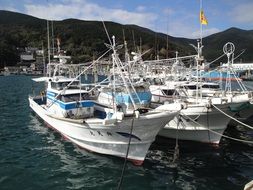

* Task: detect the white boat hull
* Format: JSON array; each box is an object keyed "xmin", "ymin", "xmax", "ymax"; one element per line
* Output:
[
  {"xmin": 29, "ymin": 96, "xmax": 177, "ymax": 165},
  {"xmin": 159, "ymin": 103, "xmax": 239, "ymax": 144}
]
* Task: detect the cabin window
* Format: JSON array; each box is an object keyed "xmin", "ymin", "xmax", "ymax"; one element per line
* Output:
[
  {"xmin": 185, "ymin": 85, "xmax": 199, "ymax": 90},
  {"xmin": 162, "ymin": 89, "xmax": 178, "ymax": 96},
  {"xmin": 61, "ymin": 93, "xmax": 90, "ymax": 102},
  {"xmin": 51, "ymin": 81, "xmax": 79, "ymax": 90},
  {"xmin": 51, "ymin": 82, "xmax": 64, "ymax": 90},
  {"xmin": 202, "ymin": 84, "xmax": 219, "ymax": 89},
  {"xmin": 51, "ymin": 82, "xmax": 57, "ymax": 89},
  {"xmin": 56, "ymin": 95, "xmax": 62, "ymax": 100},
  {"xmin": 153, "ymin": 78, "xmax": 162, "ymax": 85},
  {"xmin": 135, "ymin": 86, "xmax": 146, "ymax": 92},
  {"xmin": 68, "ymin": 81, "xmax": 79, "ymax": 89},
  {"xmin": 211, "ymin": 85, "xmax": 219, "ymax": 89}
]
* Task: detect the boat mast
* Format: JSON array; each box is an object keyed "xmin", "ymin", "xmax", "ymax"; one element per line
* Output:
[
  {"xmin": 51, "ymin": 21, "xmax": 55, "ymax": 57},
  {"xmin": 42, "ymin": 42, "xmax": 46, "ymax": 76},
  {"xmin": 166, "ymin": 19, "xmax": 169, "ymax": 59},
  {"xmin": 112, "ymin": 36, "xmax": 117, "ymax": 113},
  {"xmin": 57, "ymin": 37, "xmax": 61, "ymax": 54},
  {"xmin": 111, "ymin": 36, "xmax": 138, "ymax": 111},
  {"xmin": 132, "ymin": 30, "xmax": 137, "ymax": 53},
  {"xmin": 122, "ymin": 29, "xmax": 130, "ymax": 63},
  {"xmin": 139, "ymin": 37, "xmax": 142, "ymax": 54},
  {"xmin": 196, "ymin": 41, "xmax": 200, "ymax": 101},
  {"xmin": 197, "ymin": 0, "xmax": 205, "ymax": 101},
  {"xmin": 47, "ymin": 20, "xmax": 50, "ymax": 64}
]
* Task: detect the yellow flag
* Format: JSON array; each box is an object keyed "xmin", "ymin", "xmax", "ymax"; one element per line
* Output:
[{"xmin": 200, "ymin": 9, "xmax": 208, "ymax": 25}]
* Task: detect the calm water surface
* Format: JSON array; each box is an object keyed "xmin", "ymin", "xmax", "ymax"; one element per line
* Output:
[{"xmin": 0, "ymin": 75, "xmax": 252, "ymax": 190}]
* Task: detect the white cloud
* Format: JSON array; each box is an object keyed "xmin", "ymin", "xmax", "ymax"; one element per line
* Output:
[
  {"xmin": 3, "ymin": 0, "xmax": 222, "ymax": 39},
  {"xmin": 231, "ymin": 2, "xmax": 253, "ymax": 23},
  {"xmin": 136, "ymin": 5, "xmax": 146, "ymax": 12},
  {"xmin": 24, "ymin": 0, "xmax": 157, "ymax": 28},
  {"xmin": 161, "ymin": 17, "xmax": 220, "ymax": 39},
  {"xmin": 25, "ymin": 4, "xmax": 82, "ymax": 20},
  {"xmin": 158, "ymin": 9, "xmax": 220, "ymax": 39}
]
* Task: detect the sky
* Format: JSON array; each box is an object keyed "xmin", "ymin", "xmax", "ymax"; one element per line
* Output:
[{"xmin": 1, "ymin": 0, "xmax": 253, "ymax": 39}]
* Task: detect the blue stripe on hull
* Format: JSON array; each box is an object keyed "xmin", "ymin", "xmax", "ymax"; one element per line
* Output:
[
  {"xmin": 47, "ymin": 91, "xmax": 56, "ymax": 97},
  {"xmin": 47, "ymin": 96, "xmax": 94, "ymax": 110}
]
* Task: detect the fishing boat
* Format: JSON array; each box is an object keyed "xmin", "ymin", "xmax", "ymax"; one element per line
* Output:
[
  {"xmin": 152, "ymin": 42, "xmax": 252, "ymax": 144},
  {"xmin": 158, "ymin": 98, "xmax": 247, "ymax": 144},
  {"xmin": 29, "ymin": 36, "xmax": 179, "ymax": 165},
  {"xmin": 149, "ymin": 79, "xmax": 221, "ymax": 105}
]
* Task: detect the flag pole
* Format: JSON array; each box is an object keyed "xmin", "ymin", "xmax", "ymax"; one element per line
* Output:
[
  {"xmin": 197, "ymin": 0, "xmax": 203, "ymax": 102},
  {"xmin": 200, "ymin": 0, "xmax": 203, "ymax": 45}
]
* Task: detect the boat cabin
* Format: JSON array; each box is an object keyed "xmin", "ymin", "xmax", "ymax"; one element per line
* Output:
[
  {"xmin": 46, "ymin": 77, "xmax": 95, "ymax": 119},
  {"xmin": 97, "ymin": 83, "xmax": 152, "ymax": 113}
]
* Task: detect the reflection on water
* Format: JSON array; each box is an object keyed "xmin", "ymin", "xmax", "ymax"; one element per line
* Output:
[{"xmin": 28, "ymin": 114, "xmax": 124, "ymax": 189}]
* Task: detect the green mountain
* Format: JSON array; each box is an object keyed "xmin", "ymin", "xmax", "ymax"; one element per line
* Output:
[
  {"xmin": 0, "ymin": 10, "xmax": 194, "ymax": 67},
  {"xmin": 202, "ymin": 27, "xmax": 253, "ymax": 63},
  {"xmin": 0, "ymin": 10, "xmax": 252, "ymax": 68}
]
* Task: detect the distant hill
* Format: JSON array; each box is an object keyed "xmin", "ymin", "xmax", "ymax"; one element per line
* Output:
[
  {"xmin": 0, "ymin": 10, "xmax": 194, "ymax": 67},
  {"xmin": 0, "ymin": 10, "xmax": 253, "ymax": 68},
  {"xmin": 203, "ymin": 27, "xmax": 253, "ymax": 63}
]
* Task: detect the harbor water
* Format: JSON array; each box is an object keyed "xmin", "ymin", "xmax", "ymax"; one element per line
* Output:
[{"xmin": 0, "ymin": 75, "xmax": 252, "ymax": 190}]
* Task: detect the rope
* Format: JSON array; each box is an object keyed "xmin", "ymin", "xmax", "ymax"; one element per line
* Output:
[
  {"xmin": 230, "ymin": 68, "xmax": 247, "ymax": 91},
  {"xmin": 101, "ymin": 19, "xmax": 112, "ymax": 46},
  {"xmin": 211, "ymin": 103, "xmax": 253, "ymax": 130},
  {"xmin": 180, "ymin": 104, "xmax": 207, "ymax": 122},
  {"xmin": 205, "ymin": 127, "xmax": 253, "ymax": 144},
  {"xmin": 205, "ymin": 53, "xmax": 226, "ymax": 67},
  {"xmin": 206, "ymin": 106, "xmax": 211, "ymax": 142},
  {"xmin": 87, "ymin": 77, "xmax": 110, "ymax": 93},
  {"xmin": 204, "ymin": 48, "xmax": 245, "ymax": 70},
  {"xmin": 172, "ymin": 114, "xmax": 180, "ymax": 163},
  {"xmin": 117, "ymin": 116, "xmax": 135, "ymax": 190},
  {"xmin": 181, "ymin": 113, "xmax": 201, "ymax": 122},
  {"xmin": 243, "ymin": 83, "xmax": 253, "ymax": 90},
  {"xmin": 180, "ymin": 112, "xmax": 253, "ymax": 144},
  {"xmin": 234, "ymin": 49, "xmax": 246, "ymax": 61}
]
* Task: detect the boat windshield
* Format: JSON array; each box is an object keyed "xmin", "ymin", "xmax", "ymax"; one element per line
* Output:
[
  {"xmin": 58, "ymin": 93, "xmax": 90, "ymax": 102},
  {"xmin": 202, "ymin": 84, "xmax": 220, "ymax": 89},
  {"xmin": 146, "ymin": 78, "xmax": 164, "ymax": 85},
  {"xmin": 184, "ymin": 85, "xmax": 199, "ymax": 90},
  {"xmin": 133, "ymin": 86, "xmax": 147, "ymax": 93},
  {"xmin": 162, "ymin": 89, "xmax": 179, "ymax": 96},
  {"xmin": 51, "ymin": 81, "xmax": 79, "ymax": 90}
]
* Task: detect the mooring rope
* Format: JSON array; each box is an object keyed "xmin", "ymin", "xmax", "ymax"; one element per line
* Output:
[
  {"xmin": 180, "ymin": 113, "xmax": 253, "ymax": 144},
  {"xmin": 206, "ymin": 107, "xmax": 211, "ymax": 142},
  {"xmin": 172, "ymin": 114, "xmax": 180, "ymax": 163},
  {"xmin": 243, "ymin": 83, "xmax": 253, "ymax": 90},
  {"xmin": 205, "ymin": 127, "xmax": 253, "ymax": 144},
  {"xmin": 211, "ymin": 103, "xmax": 253, "ymax": 130},
  {"xmin": 117, "ymin": 116, "xmax": 135, "ymax": 190}
]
